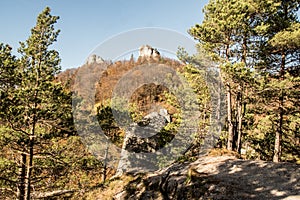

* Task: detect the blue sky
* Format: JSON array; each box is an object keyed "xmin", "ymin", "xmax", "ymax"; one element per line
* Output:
[{"xmin": 0, "ymin": 0, "xmax": 207, "ymax": 70}]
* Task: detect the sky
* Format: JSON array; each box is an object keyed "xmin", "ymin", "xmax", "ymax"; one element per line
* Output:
[{"xmin": 0, "ymin": 0, "xmax": 207, "ymax": 70}]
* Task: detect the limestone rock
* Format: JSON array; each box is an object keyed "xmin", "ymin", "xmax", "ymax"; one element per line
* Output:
[
  {"xmin": 139, "ymin": 45, "xmax": 160, "ymax": 61},
  {"xmin": 86, "ymin": 54, "xmax": 104, "ymax": 65},
  {"xmin": 116, "ymin": 109, "xmax": 170, "ymax": 175}
]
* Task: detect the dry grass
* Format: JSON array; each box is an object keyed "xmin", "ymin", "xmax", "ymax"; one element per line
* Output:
[
  {"xmin": 208, "ymin": 148, "xmax": 240, "ymax": 158},
  {"xmin": 83, "ymin": 175, "xmax": 134, "ymax": 200}
]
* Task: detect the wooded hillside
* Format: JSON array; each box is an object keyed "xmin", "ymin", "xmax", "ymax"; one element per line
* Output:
[{"xmin": 0, "ymin": 0, "xmax": 299, "ymax": 199}]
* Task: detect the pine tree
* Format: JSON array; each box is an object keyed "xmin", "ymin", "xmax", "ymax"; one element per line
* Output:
[
  {"xmin": 0, "ymin": 7, "xmax": 74, "ymax": 199},
  {"xmin": 255, "ymin": 1, "xmax": 300, "ymax": 162},
  {"xmin": 188, "ymin": 0, "xmax": 260, "ymax": 152},
  {"xmin": 0, "ymin": 43, "xmax": 19, "ymax": 198},
  {"xmin": 188, "ymin": 0, "xmax": 300, "ymax": 162}
]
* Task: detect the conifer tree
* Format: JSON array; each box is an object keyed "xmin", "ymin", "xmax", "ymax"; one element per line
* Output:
[
  {"xmin": 0, "ymin": 7, "xmax": 74, "ymax": 199},
  {"xmin": 255, "ymin": 1, "xmax": 300, "ymax": 162},
  {"xmin": 189, "ymin": 0, "xmax": 260, "ymax": 151},
  {"xmin": 189, "ymin": 0, "xmax": 299, "ymax": 162}
]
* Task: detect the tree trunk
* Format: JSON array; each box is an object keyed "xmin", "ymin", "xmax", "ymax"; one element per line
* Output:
[
  {"xmin": 225, "ymin": 43, "xmax": 234, "ymax": 151},
  {"xmin": 273, "ymin": 91, "xmax": 283, "ymax": 162},
  {"xmin": 25, "ymin": 134, "xmax": 34, "ymax": 200},
  {"xmin": 273, "ymin": 114, "xmax": 282, "ymax": 162},
  {"xmin": 226, "ymin": 83, "xmax": 234, "ymax": 151},
  {"xmin": 273, "ymin": 52, "xmax": 286, "ymax": 162},
  {"xmin": 17, "ymin": 154, "xmax": 26, "ymax": 200},
  {"xmin": 236, "ymin": 35, "xmax": 247, "ymax": 154},
  {"xmin": 237, "ymin": 35, "xmax": 247, "ymax": 153},
  {"xmin": 236, "ymin": 86, "xmax": 243, "ymax": 154}
]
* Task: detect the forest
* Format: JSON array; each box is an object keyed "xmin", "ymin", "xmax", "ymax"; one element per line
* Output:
[{"xmin": 0, "ymin": 0, "xmax": 299, "ymax": 199}]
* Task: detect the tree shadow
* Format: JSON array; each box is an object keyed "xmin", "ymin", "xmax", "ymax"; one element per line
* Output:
[
  {"xmin": 119, "ymin": 156, "xmax": 299, "ymax": 200},
  {"xmin": 204, "ymin": 158, "xmax": 300, "ymax": 199}
]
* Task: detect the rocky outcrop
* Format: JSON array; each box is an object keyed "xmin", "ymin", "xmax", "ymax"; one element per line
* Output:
[
  {"xmin": 139, "ymin": 45, "xmax": 160, "ymax": 61},
  {"xmin": 112, "ymin": 155, "xmax": 300, "ymax": 200},
  {"xmin": 116, "ymin": 109, "xmax": 171, "ymax": 175},
  {"xmin": 86, "ymin": 54, "xmax": 104, "ymax": 65}
]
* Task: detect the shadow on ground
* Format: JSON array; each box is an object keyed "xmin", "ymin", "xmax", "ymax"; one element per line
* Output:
[{"xmin": 114, "ymin": 156, "xmax": 299, "ymax": 200}]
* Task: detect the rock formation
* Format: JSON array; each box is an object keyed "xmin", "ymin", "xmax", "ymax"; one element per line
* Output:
[
  {"xmin": 139, "ymin": 45, "xmax": 160, "ymax": 61},
  {"xmin": 112, "ymin": 155, "xmax": 300, "ymax": 200},
  {"xmin": 86, "ymin": 54, "xmax": 104, "ymax": 65},
  {"xmin": 116, "ymin": 109, "xmax": 171, "ymax": 175}
]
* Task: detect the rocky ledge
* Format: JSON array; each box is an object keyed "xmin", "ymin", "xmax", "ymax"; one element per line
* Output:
[{"xmin": 108, "ymin": 155, "xmax": 300, "ymax": 200}]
